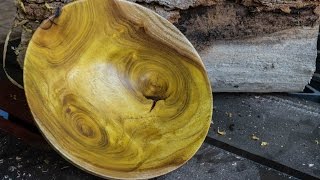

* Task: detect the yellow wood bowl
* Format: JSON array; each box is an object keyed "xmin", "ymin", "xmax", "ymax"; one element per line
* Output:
[{"xmin": 23, "ymin": 0, "xmax": 213, "ymax": 179}]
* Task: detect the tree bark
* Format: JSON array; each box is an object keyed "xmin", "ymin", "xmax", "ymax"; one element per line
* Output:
[{"xmin": 14, "ymin": 0, "xmax": 320, "ymax": 92}]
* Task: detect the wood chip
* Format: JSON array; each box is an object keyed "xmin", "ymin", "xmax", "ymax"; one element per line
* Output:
[
  {"xmin": 17, "ymin": 0, "xmax": 26, "ymax": 13},
  {"xmin": 251, "ymin": 134, "xmax": 260, "ymax": 141},
  {"xmin": 226, "ymin": 112, "xmax": 232, "ymax": 118},
  {"xmin": 261, "ymin": 142, "xmax": 268, "ymax": 146},
  {"xmin": 8, "ymin": 166, "xmax": 16, "ymax": 172},
  {"xmin": 45, "ymin": 3, "xmax": 53, "ymax": 10},
  {"xmin": 3, "ymin": 29, "xmax": 24, "ymax": 89},
  {"xmin": 217, "ymin": 128, "xmax": 226, "ymax": 136},
  {"xmin": 280, "ymin": 6, "xmax": 291, "ymax": 14}
]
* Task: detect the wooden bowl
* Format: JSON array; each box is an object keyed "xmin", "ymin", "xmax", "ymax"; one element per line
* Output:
[{"xmin": 23, "ymin": 0, "xmax": 212, "ymax": 179}]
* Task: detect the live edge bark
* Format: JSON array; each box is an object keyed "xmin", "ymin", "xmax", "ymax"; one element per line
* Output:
[{"xmin": 14, "ymin": 0, "xmax": 320, "ymax": 92}]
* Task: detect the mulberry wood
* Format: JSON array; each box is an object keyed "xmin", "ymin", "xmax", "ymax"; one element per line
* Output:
[{"xmin": 23, "ymin": 0, "xmax": 213, "ymax": 179}]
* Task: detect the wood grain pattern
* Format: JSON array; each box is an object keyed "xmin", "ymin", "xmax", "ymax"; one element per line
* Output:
[{"xmin": 23, "ymin": 0, "xmax": 212, "ymax": 179}]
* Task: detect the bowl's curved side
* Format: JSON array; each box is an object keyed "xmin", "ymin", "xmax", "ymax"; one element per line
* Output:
[{"xmin": 23, "ymin": 0, "xmax": 213, "ymax": 179}]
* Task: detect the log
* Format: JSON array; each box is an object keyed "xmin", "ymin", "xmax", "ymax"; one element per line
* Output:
[
  {"xmin": 23, "ymin": 0, "xmax": 212, "ymax": 178},
  {"xmin": 11, "ymin": 0, "xmax": 320, "ymax": 92},
  {"xmin": 133, "ymin": 0, "xmax": 320, "ymax": 92}
]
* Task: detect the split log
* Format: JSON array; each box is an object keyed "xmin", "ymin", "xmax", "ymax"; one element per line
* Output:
[
  {"xmin": 23, "ymin": 0, "xmax": 212, "ymax": 178},
  {"xmin": 11, "ymin": 0, "xmax": 320, "ymax": 92}
]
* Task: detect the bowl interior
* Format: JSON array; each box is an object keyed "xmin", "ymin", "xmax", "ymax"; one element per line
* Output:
[{"xmin": 23, "ymin": 0, "xmax": 213, "ymax": 179}]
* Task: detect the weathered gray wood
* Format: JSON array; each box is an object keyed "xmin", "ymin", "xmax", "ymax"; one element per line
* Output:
[{"xmin": 202, "ymin": 26, "xmax": 318, "ymax": 92}]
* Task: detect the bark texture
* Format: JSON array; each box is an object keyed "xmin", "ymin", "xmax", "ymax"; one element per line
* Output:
[{"xmin": 13, "ymin": 0, "xmax": 320, "ymax": 92}]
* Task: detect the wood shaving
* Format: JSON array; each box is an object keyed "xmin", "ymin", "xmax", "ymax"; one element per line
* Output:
[
  {"xmin": 226, "ymin": 112, "xmax": 232, "ymax": 118},
  {"xmin": 261, "ymin": 142, "xmax": 268, "ymax": 146},
  {"xmin": 22, "ymin": 25, "xmax": 33, "ymax": 33},
  {"xmin": 280, "ymin": 6, "xmax": 291, "ymax": 14},
  {"xmin": 3, "ymin": 28, "xmax": 24, "ymax": 89},
  {"xmin": 61, "ymin": 166, "xmax": 69, "ymax": 170},
  {"xmin": 17, "ymin": 0, "xmax": 26, "ymax": 13},
  {"xmin": 251, "ymin": 134, "xmax": 260, "ymax": 141},
  {"xmin": 315, "ymin": 140, "xmax": 319, "ymax": 145},
  {"xmin": 45, "ymin": 2, "xmax": 54, "ymax": 10},
  {"xmin": 217, "ymin": 128, "xmax": 226, "ymax": 136},
  {"xmin": 14, "ymin": 19, "xmax": 28, "ymax": 27}
]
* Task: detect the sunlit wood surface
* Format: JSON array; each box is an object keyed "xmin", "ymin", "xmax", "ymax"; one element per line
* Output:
[{"xmin": 24, "ymin": 0, "xmax": 212, "ymax": 179}]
